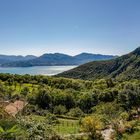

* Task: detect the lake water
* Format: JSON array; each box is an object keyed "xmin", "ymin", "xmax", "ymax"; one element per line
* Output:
[{"xmin": 0, "ymin": 66, "xmax": 77, "ymax": 75}]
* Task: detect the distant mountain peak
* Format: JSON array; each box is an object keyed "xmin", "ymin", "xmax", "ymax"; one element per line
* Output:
[{"xmin": 0, "ymin": 52, "xmax": 117, "ymax": 67}]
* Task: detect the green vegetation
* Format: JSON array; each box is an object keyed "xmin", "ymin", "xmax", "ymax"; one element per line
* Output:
[
  {"xmin": 0, "ymin": 48, "xmax": 140, "ymax": 140},
  {"xmin": 54, "ymin": 118, "xmax": 80, "ymax": 135},
  {"xmin": 0, "ymin": 66, "xmax": 140, "ymax": 139},
  {"xmin": 123, "ymin": 130, "xmax": 140, "ymax": 140},
  {"xmin": 57, "ymin": 47, "xmax": 140, "ymax": 80},
  {"xmin": 0, "ymin": 120, "xmax": 20, "ymax": 140}
]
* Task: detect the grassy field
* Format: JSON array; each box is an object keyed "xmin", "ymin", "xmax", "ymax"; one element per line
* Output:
[
  {"xmin": 26, "ymin": 115, "xmax": 80, "ymax": 135},
  {"xmin": 122, "ymin": 125, "xmax": 140, "ymax": 140},
  {"xmin": 123, "ymin": 130, "xmax": 140, "ymax": 140},
  {"xmin": 54, "ymin": 118, "xmax": 80, "ymax": 135}
]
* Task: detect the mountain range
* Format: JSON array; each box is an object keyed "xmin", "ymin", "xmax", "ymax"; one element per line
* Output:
[
  {"xmin": 57, "ymin": 47, "xmax": 140, "ymax": 80},
  {"xmin": 0, "ymin": 55, "xmax": 37, "ymax": 65},
  {"xmin": 0, "ymin": 53, "xmax": 117, "ymax": 67}
]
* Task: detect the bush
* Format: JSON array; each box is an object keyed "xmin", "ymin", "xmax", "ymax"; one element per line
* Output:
[
  {"xmin": 45, "ymin": 113, "xmax": 59, "ymax": 124},
  {"xmin": 81, "ymin": 116, "xmax": 103, "ymax": 140},
  {"xmin": 53, "ymin": 105, "xmax": 67, "ymax": 115},
  {"xmin": 124, "ymin": 120, "xmax": 138, "ymax": 134},
  {"xmin": 18, "ymin": 117, "xmax": 60, "ymax": 139},
  {"xmin": 20, "ymin": 87, "xmax": 30, "ymax": 96},
  {"xmin": 21, "ymin": 104, "xmax": 49, "ymax": 116},
  {"xmin": 67, "ymin": 107, "xmax": 84, "ymax": 117},
  {"xmin": 0, "ymin": 119, "xmax": 21, "ymax": 140}
]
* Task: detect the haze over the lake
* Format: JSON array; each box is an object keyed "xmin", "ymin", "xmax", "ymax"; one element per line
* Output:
[
  {"xmin": 0, "ymin": 0, "xmax": 140, "ymax": 56},
  {"xmin": 0, "ymin": 66, "xmax": 77, "ymax": 75}
]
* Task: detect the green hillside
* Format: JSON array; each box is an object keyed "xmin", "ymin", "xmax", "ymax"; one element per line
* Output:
[{"xmin": 57, "ymin": 47, "xmax": 140, "ymax": 80}]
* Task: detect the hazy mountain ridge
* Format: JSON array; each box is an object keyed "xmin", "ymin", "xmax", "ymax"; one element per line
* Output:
[
  {"xmin": 74, "ymin": 53, "xmax": 117, "ymax": 64},
  {"xmin": 0, "ymin": 53, "xmax": 116, "ymax": 67},
  {"xmin": 0, "ymin": 55, "xmax": 37, "ymax": 65},
  {"xmin": 57, "ymin": 47, "xmax": 140, "ymax": 80}
]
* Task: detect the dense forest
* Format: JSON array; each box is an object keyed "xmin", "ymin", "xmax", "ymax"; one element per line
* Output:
[{"xmin": 0, "ymin": 73, "xmax": 140, "ymax": 139}]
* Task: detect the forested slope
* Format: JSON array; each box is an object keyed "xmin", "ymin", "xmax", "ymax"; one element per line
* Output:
[{"xmin": 57, "ymin": 47, "xmax": 140, "ymax": 80}]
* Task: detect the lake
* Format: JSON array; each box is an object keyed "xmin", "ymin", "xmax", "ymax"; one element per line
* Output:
[{"xmin": 0, "ymin": 66, "xmax": 77, "ymax": 75}]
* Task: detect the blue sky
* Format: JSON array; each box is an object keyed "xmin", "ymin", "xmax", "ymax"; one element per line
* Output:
[{"xmin": 0, "ymin": 0, "xmax": 140, "ymax": 56}]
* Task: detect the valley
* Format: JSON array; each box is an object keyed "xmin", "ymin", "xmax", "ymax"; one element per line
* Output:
[
  {"xmin": 0, "ymin": 47, "xmax": 140, "ymax": 139},
  {"xmin": 1, "ymin": 0, "xmax": 139, "ymax": 139}
]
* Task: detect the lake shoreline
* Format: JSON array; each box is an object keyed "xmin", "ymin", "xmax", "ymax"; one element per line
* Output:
[{"xmin": 0, "ymin": 65, "xmax": 77, "ymax": 76}]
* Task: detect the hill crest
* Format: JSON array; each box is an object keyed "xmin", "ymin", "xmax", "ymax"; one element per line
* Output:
[{"xmin": 57, "ymin": 47, "xmax": 140, "ymax": 80}]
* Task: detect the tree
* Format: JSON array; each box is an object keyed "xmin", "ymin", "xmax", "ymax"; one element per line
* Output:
[
  {"xmin": 64, "ymin": 94, "xmax": 75, "ymax": 110},
  {"xmin": 20, "ymin": 87, "xmax": 30, "ymax": 96},
  {"xmin": 106, "ymin": 79, "xmax": 114, "ymax": 88},
  {"xmin": 118, "ymin": 87, "xmax": 140, "ymax": 112},
  {"xmin": 92, "ymin": 102, "xmax": 123, "ymax": 120},
  {"xmin": 78, "ymin": 93, "xmax": 98, "ymax": 113},
  {"xmin": 35, "ymin": 89, "xmax": 52, "ymax": 109}
]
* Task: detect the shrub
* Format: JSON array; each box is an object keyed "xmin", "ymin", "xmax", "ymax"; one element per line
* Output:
[
  {"xmin": 53, "ymin": 105, "xmax": 67, "ymax": 115},
  {"xmin": 20, "ymin": 87, "xmax": 30, "ymax": 96},
  {"xmin": 45, "ymin": 113, "xmax": 59, "ymax": 124},
  {"xmin": 0, "ymin": 119, "xmax": 21, "ymax": 140},
  {"xmin": 81, "ymin": 116, "xmax": 103, "ymax": 140},
  {"xmin": 18, "ymin": 117, "xmax": 60, "ymax": 139},
  {"xmin": 124, "ymin": 120, "xmax": 138, "ymax": 134},
  {"xmin": 67, "ymin": 107, "xmax": 84, "ymax": 117}
]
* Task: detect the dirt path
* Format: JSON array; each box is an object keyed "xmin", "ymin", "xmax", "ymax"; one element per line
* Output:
[
  {"xmin": 101, "ymin": 128, "xmax": 114, "ymax": 140},
  {"xmin": 62, "ymin": 126, "xmax": 114, "ymax": 140},
  {"xmin": 63, "ymin": 133, "xmax": 88, "ymax": 139},
  {"xmin": 63, "ymin": 128, "xmax": 114, "ymax": 140}
]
